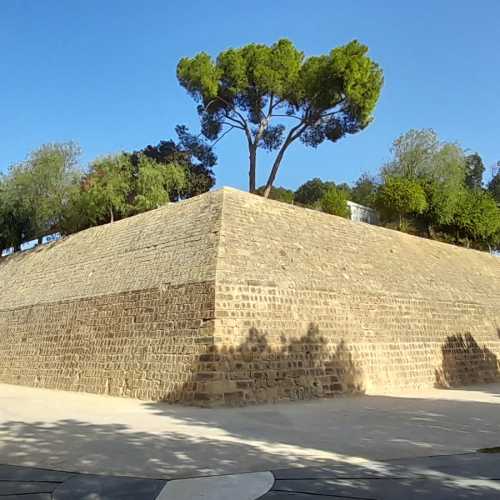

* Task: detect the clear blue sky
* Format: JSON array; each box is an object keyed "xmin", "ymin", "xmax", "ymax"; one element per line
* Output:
[{"xmin": 1, "ymin": 1, "xmax": 499, "ymax": 190}]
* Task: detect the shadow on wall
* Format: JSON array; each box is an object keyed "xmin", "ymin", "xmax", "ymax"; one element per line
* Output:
[
  {"xmin": 435, "ymin": 333, "xmax": 500, "ymax": 388},
  {"xmin": 176, "ymin": 323, "xmax": 364, "ymax": 406}
]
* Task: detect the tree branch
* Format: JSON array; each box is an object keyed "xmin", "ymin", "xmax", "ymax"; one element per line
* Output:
[
  {"xmin": 220, "ymin": 110, "xmax": 246, "ymax": 128},
  {"xmin": 211, "ymin": 125, "xmax": 237, "ymax": 147},
  {"xmin": 214, "ymin": 96, "xmax": 249, "ymax": 128},
  {"xmin": 267, "ymin": 93, "xmax": 274, "ymax": 119},
  {"xmin": 272, "ymin": 97, "xmax": 285, "ymax": 109},
  {"xmin": 221, "ymin": 121, "xmax": 244, "ymax": 130},
  {"xmin": 262, "ymin": 120, "xmax": 308, "ymax": 197},
  {"xmin": 204, "ymin": 96, "xmax": 250, "ymax": 131},
  {"xmin": 319, "ymin": 109, "xmax": 342, "ymax": 119},
  {"xmin": 272, "ymin": 114, "xmax": 303, "ymax": 121}
]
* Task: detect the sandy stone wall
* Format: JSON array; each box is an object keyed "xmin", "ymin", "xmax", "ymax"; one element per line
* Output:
[
  {"xmin": 201, "ymin": 189, "xmax": 500, "ymax": 405},
  {"xmin": 0, "ymin": 284, "xmax": 215, "ymax": 401},
  {"xmin": 0, "ymin": 187, "xmax": 499, "ymax": 405},
  {"xmin": 0, "ymin": 192, "xmax": 222, "ymax": 402}
]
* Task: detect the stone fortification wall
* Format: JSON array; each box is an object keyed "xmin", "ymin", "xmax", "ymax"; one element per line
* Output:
[
  {"xmin": 0, "ymin": 192, "xmax": 222, "ymax": 401},
  {"xmin": 200, "ymin": 188, "xmax": 500, "ymax": 405},
  {"xmin": 0, "ymin": 187, "xmax": 499, "ymax": 405}
]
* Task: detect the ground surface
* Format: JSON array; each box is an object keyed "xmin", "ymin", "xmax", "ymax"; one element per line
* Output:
[{"xmin": 1, "ymin": 383, "xmax": 500, "ymax": 498}]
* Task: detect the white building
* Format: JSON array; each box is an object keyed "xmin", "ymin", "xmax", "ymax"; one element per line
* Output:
[{"xmin": 347, "ymin": 200, "xmax": 379, "ymax": 225}]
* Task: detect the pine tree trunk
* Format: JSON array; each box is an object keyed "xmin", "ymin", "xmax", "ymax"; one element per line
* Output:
[
  {"xmin": 263, "ymin": 139, "xmax": 291, "ymax": 198},
  {"xmin": 249, "ymin": 146, "xmax": 257, "ymax": 193}
]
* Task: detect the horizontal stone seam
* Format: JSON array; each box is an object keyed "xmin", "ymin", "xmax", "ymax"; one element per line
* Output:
[
  {"xmin": 213, "ymin": 283, "xmax": 499, "ymax": 309},
  {"xmin": 0, "ymin": 281, "xmax": 217, "ymax": 314}
]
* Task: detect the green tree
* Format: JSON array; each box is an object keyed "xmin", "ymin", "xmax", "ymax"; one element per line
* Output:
[
  {"xmin": 177, "ymin": 39, "xmax": 383, "ymax": 196},
  {"xmin": 66, "ymin": 153, "xmax": 187, "ymax": 231},
  {"xmin": 453, "ymin": 189, "xmax": 500, "ymax": 249},
  {"xmin": 488, "ymin": 172, "xmax": 500, "ymax": 204},
  {"xmin": 464, "ymin": 153, "xmax": 485, "ymax": 190},
  {"xmin": 382, "ymin": 129, "xmax": 439, "ymax": 179},
  {"xmin": 134, "ymin": 156, "xmax": 187, "ymax": 212},
  {"xmin": 82, "ymin": 153, "xmax": 133, "ymax": 224},
  {"xmin": 0, "ymin": 181, "xmax": 23, "ymax": 250},
  {"xmin": 350, "ymin": 173, "xmax": 378, "ymax": 207},
  {"xmin": 0, "ymin": 180, "xmax": 19, "ymax": 250},
  {"xmin": 255, "ymin": 185, "xmax": 294, "ymax": 204},
  {"xmin": 376, "ymin": 176, "xmax": 427, "ymax": 230},
  {"xmin": 137, "ymin": 125, "xmax": 216, "ymax": 199},
  {"xmin": 382, "ymin": 130, "xmax": 466, "ymax": 233},
  {"xmin": 421, "ymin": 144, "xmax": 466, "ymax": 228},
  {"xmin": 320, "ymin": 186, "xmax": 351, "ymax": 218},
  {"xmin": 0, "ymin": 143, "xmax": 82, "ymax": 247},
  {"xmin": 294, "ymin": 178, "xmax": 335, "ymax": 207}
]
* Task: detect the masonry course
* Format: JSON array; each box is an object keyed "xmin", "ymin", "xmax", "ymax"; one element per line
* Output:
[{"xmin": 0, "ymin": 187, "xmax": 499, "ymax": 405}]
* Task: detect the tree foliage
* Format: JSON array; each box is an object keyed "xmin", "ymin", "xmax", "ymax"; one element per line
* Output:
[
  {"xmin": 382, "ymin": 129, "xmax": 466, "ymax": 228},
  {"xmin": 320, "ymin": 186, "xmax": 351, "ymax": 218},
  {"xmin": 294, "ymin": 178, "xmax": 336, "ymax": 207},
  {"xmin": 66, "ymin": 153, "xmax": 187, "ymax": 231},
  {"xmin": 350, "ymin": 173, "xmax": 377, "ymax": 207},
  {"xmin": 374, "ymin": 129, "xmax": 499, "ymax": 250},
  {"xmin": 382, "ymin": 129, "xmax": 439, "ymax": 179},
  {"xmin": 0, "ymin": 137, "xmax": 198, "ymax": 251},
  {"xmin": 376, "ymin": 176, "xmax": 427, "ymax": 230},
  {"xmin": 488, "ymin": 172, "xmax": 500, "ymax": 205},
  {"xmin": 137, "ymin": 125, "xmax": 216, "ymax": 199},
  {"xmin": 82, "ymin": 153, "xmax": 132, "ymax": 224},
  {"xmin": 464, "ymin": 153, "xmax": 485, "ymax": 190},
  {"xmin": 0, "ymin": 143, "xmax": 82, "ymax": 247},
  {"xmin": 453, "ymin": 189, "xmax": 500, "ymax": 247},
  {"xmin": 255, "ymin": 185, "xmax": 294, "ymax": 204},
  {"xmin": 177, "ymin": 38, "xmax": 383, "ymax": 195}
]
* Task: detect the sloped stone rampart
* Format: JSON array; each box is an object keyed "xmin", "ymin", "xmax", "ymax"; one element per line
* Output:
[{"xmin": 0, "ymin": 188, "xmax": 499, "ymax": 405}]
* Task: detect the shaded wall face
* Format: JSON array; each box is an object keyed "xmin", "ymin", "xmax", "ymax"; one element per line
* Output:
[{"xmin": 0, "ymin": 284, "xmax": 216, "ymax": 402}]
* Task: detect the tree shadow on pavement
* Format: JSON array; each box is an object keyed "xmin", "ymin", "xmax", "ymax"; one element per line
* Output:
[{"xmin": 1, "ymin": 410, "xmax": 500, "ymax": 499}]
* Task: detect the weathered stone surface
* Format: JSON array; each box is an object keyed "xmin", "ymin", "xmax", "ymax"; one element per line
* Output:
[{"xmin": 0, "ymin": 187, "xmax": 499, "ymax": 405}]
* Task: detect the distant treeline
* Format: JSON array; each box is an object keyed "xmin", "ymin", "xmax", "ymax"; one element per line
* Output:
[
  {"xmin": 0, "ymin": 126, "xmax": 215, "ymax": 251},
  {"xmin": 1, "ymin": 128, "xmax": 499, "ymax": 254},
  {"xmin": 258, "ymin": 129, "xmax": 500, "ymax": 252}
]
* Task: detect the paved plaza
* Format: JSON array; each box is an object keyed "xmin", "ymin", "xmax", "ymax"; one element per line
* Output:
[{"xmin": 1, "ymin": 383, "xmax": 499, "ymax": 498}]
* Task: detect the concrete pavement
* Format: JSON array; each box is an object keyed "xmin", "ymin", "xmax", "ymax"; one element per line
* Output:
[
  {"xmin": 1, "ymin": 383, "xmax": 499, "ymax": 478},
  {"xmin": 1, "ymin": 383, "xmax": 500, "ymax": 497}
]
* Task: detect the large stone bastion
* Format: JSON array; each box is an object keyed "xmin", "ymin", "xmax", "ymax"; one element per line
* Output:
[{"xmin": 0, "ymin": 187, "xmax": 499, "ymax": 406}]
